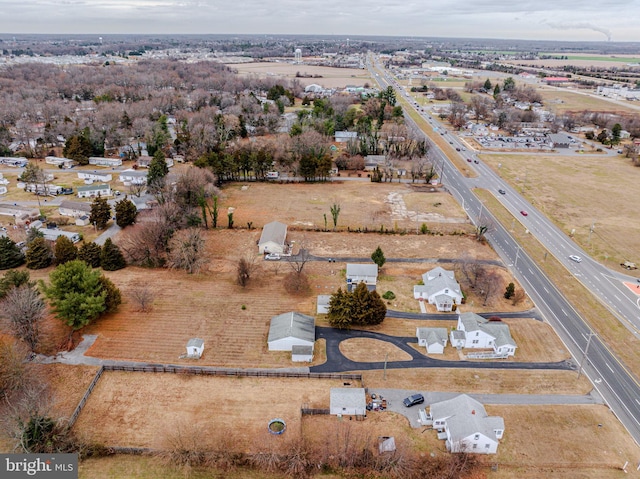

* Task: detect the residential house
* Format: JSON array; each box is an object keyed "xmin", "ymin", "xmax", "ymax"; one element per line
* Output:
[
  {"xmin": 428, "ymin": 394, "xmax": 504, "ymax": 454},
  {"xmin": 450, "ymin": 312, "xmax": 517, "ymax": 357},
  {"xmin": 413, "ymin": 267, "xmax": 463, "ymax": 312},
  {"xmin": 267, "ymin": 312, "xmax": 315, "ymax": 352},
  {"xmin": 334, "ymin": 131, "xmax": 358, "ymax": 143},
  {"xmin": 137, "ymin": 156, "xmax": 174, "ymax": 168},
  {"xmin": 330, "ymin": 388, "xmax": 367, "ymax": 416},
  {"xmin": 0, "ymin": 203, "xmax": 39, "ymax": 225},
  {"xmin": 59, "ymin": 200, "xmax": 92, "ymax": 218},
  {"xmin": 78, "ymin": 171, "xmax": 113, "ymax": 182},
  {"xmin": 45, "ymin": 156, "xmax": 76, "ymax": 169},
  {"xmin": 416, "ymin": 327, "xmax": 448, "ymax": 354},
  {"xmin": 77, "ymin": 184, "xmax": 112, "ymax": 199},
  {"xmin": 0, "ymin": 157, "xmax": 28, "ymax": 167},
  {"xmin": 89, "ymin": 157, "xmax": 123, "ymax": 167},
  {"xmin": 548, "ymin": 133, "xmax": 573, "ymax": 148},
  {"xmin": 258, "ymin": 221, "xmax": 288, "ymax": 255},
  {"xmin": 119, "ymin": 169, "xmax": 148, "ymax": 185},
  {"xmin": 38, "ymin": 228, "xmax": 81, "ymax": 243},
  {"xmin": 346, "ymin": 263, "xmax": 378, "ymax": 292},
  {"xmin": 364, "ymin": 155, "xmax": 387, "ymax": 171}
]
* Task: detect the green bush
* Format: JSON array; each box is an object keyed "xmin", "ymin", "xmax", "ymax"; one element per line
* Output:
[{"xmin": 382, "ymin": 291, "xmax": 396, "ymax": 300}]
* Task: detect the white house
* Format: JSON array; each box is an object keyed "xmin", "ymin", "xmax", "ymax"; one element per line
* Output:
[
  {"xmin": 267, "ymin": 312, "xmax": 315, "ymax": 352},
  {"xmin": 346, "ymin": 263, "xmax": 378, "ymax": 292},
  {"xmin": 413, "ymin": 267, "xmax": 463, "ymax": 312},
  {"xmin": 334, "ymin": 131, "xmax": 358, "ymax": 143},
  {"xmin": 428, "ymin": 394, "xmax": 504, "ymax": 454},
  {"xmin": 77, "ymin": 184, "xmax": 112, "ymax": 198},
  {"xmin": 38, "ymin": 228, "xmax": 81, "ymax": 243},
  {"xmin": 416, "ymin": 327, "xmax": 448, "ymax": 354},
  {"xmin": 185, "ymin": 338, "xmax": 204, "ymax": 358},
  {"xmin": 330, "ymin": 388, "xmax": 367, "ymax": 417},
  {"xmin": 258, "ymin": 221, "xmax": 288, "ymax": 255},
  {"xmin": 45, "ymin": 156, "xmax": 76, "ymax": 169},
  {"xmin": 0, "ymin": 203, "xmax": 39, "ymax": 225},
  {"xmin": 59, "ymin": 200, "xmax": 92, "ymax": 218},
  {"xmin": 78, "ymin": 171, "xmax": 113, "ymax": 182},
  {"xmin": 137, "ymin": 156, "xmax": 174, "ymax": 168},
  {"xmin": 119, "ymin": 169, "xmax": 148, "ymax": 185},
  {"xmin": 450, "ymin": 312, "xmax": 517, "ymax": 357},
  {"xmin": 89, "ymin": 157, "xmax": 123, "ymax": 167}
]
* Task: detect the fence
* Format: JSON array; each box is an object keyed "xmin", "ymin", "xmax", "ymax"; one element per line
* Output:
[
  {"xmin": 68, "ymin": 366, "xmax": 105, "ymax": 428},
  {"xmin": 466, "ymin": 352, "xmax": 509, "ymax": 360},
  {"xmin": 68, "ymin": 364, "xmax": 362, "ymax": 427},
  {"xmin": 301, "ymin": 407, "xmax": 330, "ymax": 416}
]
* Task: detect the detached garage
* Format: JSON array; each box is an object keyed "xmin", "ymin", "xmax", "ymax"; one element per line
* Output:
[
  {"xmin": 268, "ymin": 312, "xmax": 315, "ymax": 352},
  {"xmin": 258, "ymin": 221, "xmax": 288, "ymax": 255}
]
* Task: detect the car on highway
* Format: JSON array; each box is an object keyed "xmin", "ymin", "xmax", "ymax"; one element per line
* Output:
[
  {"xmin": 569, "ymin": 255, "xmax": 583, "ymax": 263},
  {"xmin": 456, "ymin": 147, "xmax": 461, "ymax": 151},
  {"xmin": 520, "ymin": 210, "xmax": 528, "ymax": 216},
  {"xmin": 466, "ymin": 158, "xmax": 472, "ymax": 162},
  {"xmin": 474, "ymin": 159, "xmax": 479, "ymax": 164},
  {"xmin": 498, "ymin": 189, "xmax": 506, "ymax": 195},
  {"xmin": 264, "ymin": 253, "xmax": 281, "ymax": 261},
  {"xmin": 403, "ymin": 394, "xmax": 424, "ymax": 407}
]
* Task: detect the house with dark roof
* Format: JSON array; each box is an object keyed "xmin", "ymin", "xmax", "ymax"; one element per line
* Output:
[
  {"xmin": 450, "ymin": 312, "xmax": 517, "ymax": 357},
  {"xmin": 267, "ymin": 312, "xmax": 315, "ymax": 352},
  {"xmin": 427, "ymin": 394, "xmax": 504, "ymax": 454},
  {"xmin": 413, "ymin": 267, "xmax": 463, "ymax": 312},
  {"xmin": 258, "ymin": 221, "xmax": 288, "ymax": 255}
]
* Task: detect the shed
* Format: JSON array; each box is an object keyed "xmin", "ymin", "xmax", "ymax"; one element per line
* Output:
[
  {"xmin": 291, "ymin": 345, "xmax": 314, "ymax": 362},
  {"xmin": 330, "ymin": 388, "xmax": 367, "ymax": 416},
  {"xmin": 267, "ymin": 312, "xmax": 315, "ymax": 351},
  {"xmin": 317, "ymin": 295, "xmax": 331, "ymax": 314},
  {"xmin": 378, "ymin": 436, "xmax": 396, "ymax": 454},
  {"xmin": 186, "ymin": 338, "xmax": 204, "ymax": 358},
  {"xmin": 258, "ymin": 221, "xmax": 288, "ymax": 255},
  {"xmin": 75, "ymin": 215, "xmax": 91, "ymax": 226}
]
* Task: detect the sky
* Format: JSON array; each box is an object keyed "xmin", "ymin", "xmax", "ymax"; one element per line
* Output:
[{"xmin": 2, "ymin": 0, "xmax": 639, "ymax": 43}]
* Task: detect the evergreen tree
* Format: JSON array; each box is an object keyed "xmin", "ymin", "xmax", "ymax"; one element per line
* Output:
[
  {"xmin": 483, "ymin": 79, "xmax": 492, "ymax": 91},
  {"xmin": 371, "ymin": 246, "xmax": 386, "ymax": 268},
  {"xmin": 0, "ymin": 269, "xmax": 31, "ymax": 299},
  {"xmin": 89, "ymin": 195, "xmax": 111, "ymax": 230},
  {"xmin": 114, "ymin": 197, "xmax": 137, "ymax": 228},
  {"xmin": 327, "ymin": 288, "xmax": 353, "ymax": 329},
  {"xmin": 41, "ymin": 260, "xmax": 108, "ymax": 331},
  {"xmin": 504, "ymin": 282, "xmax": 515, "ymax": 300},
  {"xmin": 98, "ymin": 275, "xmax": 122, "ymax": 313},
  {"xmin": 25, "ymin": 237, "xmax": 52, "ymax": 270},
  {"xmin": 25, "ymin": 227, "xmax": 44, "ymax": 246},
  {"xmin": 100, "ymin": 238, "xmax": 126, "ymax": 271},
  {"xmin": 62, "ymin": 134, "xmax": 93, "ymax": 165},
  {"xmin": 147, "ymin": 150, "xmax": 169, "ymax": 190},
  {"xmin": 54, "ymin": 236, "xmax": 78, "ymax": 265},
  {"xmin": 327, "ymin": 282, "xmax": 387, "ymax": 328},
  {"xmin": 493, "ymin": 84, "xmax": 501, "ymax": 97},
  {"xmin": 78, "ymin": 242, "xmax": 102, "ymax": 268},
  {"xmin": 0, "ymin": 236, "xmax": 25, "ymax": 270}
]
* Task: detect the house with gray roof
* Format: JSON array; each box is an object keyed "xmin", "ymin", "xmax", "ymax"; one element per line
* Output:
[
  {"xmin": 330, "ymin": 388, "xmax": 367, "ymax": 416},
  {"xmin": 450, "ymin": 312, "xmax": 517, "ymax": 357},
  {"xmin": 416, "ymin": 327, "xmax": 448, "ymax": 354},
  {"xmin": 413, "ymin": 266, "xmax": 463, "ymax": 312},
  {"xmin": 59, "ymin": 200, "xmax": 92, "ymax": 218},
  {"xmin": 77, "ymin": 183, "xmax": 112, "ymax": 198},
  {"xmin": 267, "ymin": 312, "xmax": 315, "ymax": 352},
  {"xmin": 428, "ymin": 394, "xmax": 504, "ymax": 454},
  {"xmin": 334, "ymin": 131, "xmax": 358, "ymax": 143},
  {"xmin": 258, "ymin": 221, "xmax": 288, "ymax": 255},
  {"xmin": 346, "ymin": 263, "xmax": 378, "ymax": 292}
]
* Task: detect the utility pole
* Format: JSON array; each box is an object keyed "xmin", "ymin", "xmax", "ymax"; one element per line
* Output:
[{"xmin": 578, "ymin": 332, "xmax": 594, "ymax": 380}]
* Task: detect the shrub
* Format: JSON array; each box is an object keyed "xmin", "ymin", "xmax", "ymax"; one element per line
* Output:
[{"xmin": 381, "ymin": 291, "xmax": 396, "ymax": 300}]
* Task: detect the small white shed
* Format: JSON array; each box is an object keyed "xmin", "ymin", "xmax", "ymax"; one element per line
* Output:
[
  {"xmin": 330, "ymin": 388, "xmax": 367, "ymax": 416},
  {"xmin": 186, "ymin": 338, "xmax": 204, "ymax": 358},
  {"xmin": 291, "ymin": 345, "xmax": 314, "ymax": 362}
]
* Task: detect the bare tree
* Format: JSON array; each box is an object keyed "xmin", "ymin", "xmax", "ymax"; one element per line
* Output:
[
  {"xmin": 511, "ymin": 288, "xmax": 526, "ymax": 306},
  {"xmin": 129, "ymin": 286, "xmax": 156, "ymax": 313},
  {"xmin": 236, "ymin": 254, "xmax": 259, "ymax": 287},
  {"xmin": 456, "ymin": 254, "xmax": 485, "ymax": 291},
  {"xmin": 476, "ymin": 269, "xmax": 502, "ymax": 306},
  {"xmin": 1, "ymin": 285, "xmax": 46, "ymax": 352},
  {"xmin": 167, "ymin": 228, "xmax": 208, "ymax": 274}
]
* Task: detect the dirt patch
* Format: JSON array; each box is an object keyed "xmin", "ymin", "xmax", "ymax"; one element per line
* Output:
[{"xmin": 339, "ymin": 338, "xmax": 412, "ymax": 362}]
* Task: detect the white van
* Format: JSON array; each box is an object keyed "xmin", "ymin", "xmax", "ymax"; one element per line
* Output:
[{"xmin": 266, "ymin": 172, "xmax": 279, "ymax": 179}]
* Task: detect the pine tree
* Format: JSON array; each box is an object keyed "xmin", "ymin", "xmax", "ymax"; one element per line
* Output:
[
  {"xmin": 98, "ymin": 275, "xmax": 122, "ymax": 313},
  {"xmin": 89, "ymin": 195, "xmax": 112, "ymax": 230},
  {"xmin": 25, "ymin": 237, "xmax": 53, "ymax": 269},
  {"xmin": 54, "ymin": 236, "xmax": 78, "ymax": 265},
  {"xmin": 327, "ymin": 288, "xmax": 353, "ymax": 329},
  {"xmin": 147, "ymin": 150, "xmax": 169, "ymax": 189},
  {"xmin": 0, "ymin": 237, "xmax": 25, "ymax": 270},
  {"xmin": 78, "ymin": 242, "xmax": 102, "ymax": 268},
  {"xmin": 504, "ymin": 282, "xmax": 515, "ymax": 300},
  {"xmin": 100, "ymin": 238, "xmax": 126, "ymax": 271},
  {"xmin": 371, "ymin": 246, "xmax": 386, "ymax": 268},
  {"xmin": 114, "ymin": 197, "xmax": 137, "ymax": 228}
]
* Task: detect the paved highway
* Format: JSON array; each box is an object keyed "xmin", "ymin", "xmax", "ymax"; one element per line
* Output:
[{"xmin": 368, "ymin": 55, "xmax": 640, "ymax": 445}]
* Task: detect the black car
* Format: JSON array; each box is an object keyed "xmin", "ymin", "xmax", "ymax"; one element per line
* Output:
[
  {"xmin": 498, "ymin": 189, "xmax": 506, "ymax": 195},
  {"xmin": 403, "ymin": 394, "xmax": 425, "ymax": 407}
]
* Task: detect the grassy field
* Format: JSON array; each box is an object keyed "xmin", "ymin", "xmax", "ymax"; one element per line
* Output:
[{"xmin": 536, "ymin": 88, "xmax": 640, "ymax": 114}]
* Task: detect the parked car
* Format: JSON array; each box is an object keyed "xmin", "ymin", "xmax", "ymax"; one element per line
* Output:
[
  {"xmin": 498, "ymin": 189, "xmax": 506, "ymax": 195},
  {"xmin": 403, "ymin": 394, "xmax": 425, "ymax": 407},
  {"xmin": 569, "ymin": 255, "xmax": 582, "ymax": 263},
  {"xmin": 265, "ymin": 253, "xmax": 281, "ymax": 261},
  {"xmin": 62, "ymin": 188, "xmax": 73, "ymax": 195},
  {"xmin": 520, "ymin": 210, "xmax": 528, "ymax": 216}
]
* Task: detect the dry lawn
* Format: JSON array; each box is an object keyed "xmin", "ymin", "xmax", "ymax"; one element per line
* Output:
[
  {"xmin": 227, "ymin": 62, "xmax": 372, "ymax": 89},
  {"xmin": 479, "ymin": 152, "xmax": 640, "ymax": 268},
  {"xmin": 73, "ymin": 371, "xmax": 360, "ymax": 450}
]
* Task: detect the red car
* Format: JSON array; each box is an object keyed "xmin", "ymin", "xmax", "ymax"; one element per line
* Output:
[
  {"xmin": 466, "ymin": 158, "xmax": 472, "ymax": 162},
  {"xmin": 520, "ymin": 210, "xmax": 528, "ymax": 216}
]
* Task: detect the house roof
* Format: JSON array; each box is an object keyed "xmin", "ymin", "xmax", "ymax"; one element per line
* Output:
[
  {"xmin": 119, "ymin": 169, "xmax": 148, "ymax": 177},
  {"xmin": 416, "ymin": 327, "xmax": 448, "ymax": 346},
  {"xmin": 429, "ymin": 394, "xmax": 504, "ymax": 443},
  {"xmin": 268, "ymin": 312, "xmax": 315, "ymax": 344},
  {"xmin": 330, "ymin": 388, "xmax": 366, "ymax": 411},
  {"xmin": 291, "ymin": 345, "xmax": 313, "ymax": 355},
  {"xmin": 59, "ymin": 200, "xmax": 92, "ymax": 212},
  {"xmin": 77, "ymin": 184, "xmax": 110, "ymax": 192},
  {"xmin": 416, "ymin": 267, "xmax": 461, "ymax": 298},
  {"xmin": 459, "ymin": 312, "xmax": 516, "ymax": 348},
  {"xmin": 346, "ymin": 263, "xmax": 378, "ymax": 277},
  {"xmin": 259, "ymin": 221, "xmax": 287, "ymax": 247},
  {"xmin": 187, "ymin": 338, "xmax": 204, "ymax": 348}
]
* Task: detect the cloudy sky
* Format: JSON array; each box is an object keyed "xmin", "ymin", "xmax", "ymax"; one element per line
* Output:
[{"xmin": 2, "ymin": 0, "xmax": 638, "ymax": 42}]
